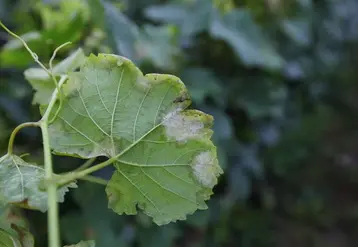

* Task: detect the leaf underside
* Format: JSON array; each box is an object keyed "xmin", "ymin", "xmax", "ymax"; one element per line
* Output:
[
  {"xmin": 0, "ymin": 155, "xmax": 76, "ymax": 212},
  {"xmin": 46, "ymin": 54, "xmax": 222, "ymax": 225}
]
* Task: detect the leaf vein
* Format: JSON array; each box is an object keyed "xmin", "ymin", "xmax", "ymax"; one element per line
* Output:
[
  {"xmin": 11, "ymin": 157, "xmax": 24, "ymax": 201},
  {"xmin": 140, "ymin": 167, "xmax": 197, "ymax": 204},
  {"xmin": 93, "ymin": 72, "xmax": 111, "ymax": 114},
  {"xmin": 163, "ymin": 167, "xmax": 194, "ymax": 185},
  {"xmin": 77, "ymin": 88, "xmax": 111, "ymax": 137},
  {"xmin": 153, "ymin": 84, "xmax": 173, "ymax": 127},
  {"xmin": 117, "ymin": 168, "xmax": 162, "ymax": 214},
  {"xmin": 111, "ymin": 68, "xmax": 125, "ymax": 154},
  {"xmin": 133, "ymin": 88, "xmax": 151, "ymax": 142},
  {"xmin": 59, "ymin": 117, "xmax": 107, "ymax": 154}
]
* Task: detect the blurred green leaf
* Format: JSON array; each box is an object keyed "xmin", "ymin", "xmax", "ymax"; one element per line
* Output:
[
  {"xmin": 37, "ymin": 0, "xmax": 89, "ymax": 45},
  {"xmin": 61, "ymin": 183, "xmax": 129, "ymax": 247},
  {"xmin": 0, "ymin": 32, "xmax": 43, "ymax": 67},
  {"xmin": 145, "ymin": 0, "xmax": 213, "ymax": 37},
  {"xmin": 138, "ymin": 224, "xmax": 178, "ymax": 247},
  {"xmin": 136, "ymin": 25, "xmax": 180, "ymax": 70},
  {"xmin": 181, "ymin": 68, "xmax": 223, "ymax": 105},
  {"xmin": 281, "ymin": 19, "xmax": 311, "ymax": 46},
  {"xmin": 210, "ymin": 9, "xmax": 284, "ymax": 69},
  {"xmin": 0, "ymin": 226, "xmax": 34, "ymax": 247},
  {"xmin": 235, "ymin": 79, "xmax": 287, "ymax": 119},
  {"xmin": 0, "ymin": 204, "xmax": 34, "ymax": 247},
  {"xmin": 103, "ymin": 2, "xmax": 139, "ymax": 60},
  {"xmin": 87, "ymin": 0, "xmax": 104, "ymax": 28}
]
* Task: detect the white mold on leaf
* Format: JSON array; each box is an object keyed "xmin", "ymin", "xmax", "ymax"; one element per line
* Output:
[
  {"xmin": 163, "ymin": 112, "xmax": 204, "ymax": 142},
  {"xmin": 136, "ymin": 76, "xmax": 151, "ymax": 90},
  {"xmin": 193, "ymin": 151, "xmax": 218, "ymax": 188}
]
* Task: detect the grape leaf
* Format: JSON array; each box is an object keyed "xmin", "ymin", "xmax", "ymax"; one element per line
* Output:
[
  {"xmin": 0, "ymin": 205, "xmax": 34, "ymax": 247},
  {"xmin": 103, "ymin": 2, "xmax": 139, "ymax": 60},
  {"xmin": 210, "ymin": 9, "xmax": 283, "ymax": 69},
  {"xmin": 24, "ymin": 48, "xmax": 85, "ymax": 105},
  {"xmin": 0, "ymin": 225, "xmax": 34, "ymax": 247},
  {"xmin": 0, "ymin": 154, "xmax": 76, "ymax": 212},
  {"xmin": 47, "ymin": 54, "xmax": 222, "ymax": 225},
  {"xmin": 135, "ymin": 25, "xmax": 180, "ymax": 70},
  {"xmin": 145, "ymin": 0, "xmax": 212, "ymax": 37},
  {"xmin": 64, "ymin": 240, "xmax": 95, "ymax": 247}
]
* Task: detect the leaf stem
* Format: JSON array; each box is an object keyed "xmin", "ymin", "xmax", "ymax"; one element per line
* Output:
[
  {"xmin": 48, "ymin": 42, "xmax": 72, "ymax": 124},
  {"xmin": 41, "ymin": 120, "xmax": 60, "ymax": 247},
  {"xmin": 7, "ymin": 122, "xmax": 40, "ymax": 154},
  {"xmin": 74, "ymin": 158, "xmax": 96, "ymax": 172},
  {"xmin": 56, "ymin": 157, "xmax": 116, "ymax": 186},
  {"xmin": 79, "ymin": 175, "xmax": 108, "ymax": 186},
  {"xmin": 42, "ymin": 75, "xmax": 68, "ymax": 121},
  {"xmin": 40, "ymin": 74, "xmax": 68, "ymax": 247},
  {"xmin": 1, "ymin": 21, "xmax": 70, "ymax": 247}
]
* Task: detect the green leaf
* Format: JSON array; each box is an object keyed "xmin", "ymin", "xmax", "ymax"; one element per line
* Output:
[
  {"xmin": 36, "ymin": 0, "xmax": 89, "ymax": 46},
  {"xmin": 210, "ymin": 9, "xmax": 284, "ymax": 69},
  {"xmin": 61, "ymin": 183, "xmax": 128, "ymax": 247},
  {"xmin": 180, "ymin": 68, "xmax": 223, "ymax": 105},
  {"xmin": 0, "ymin": 226, "xmax": 34, "ymax": 247},
  {"xmin": 145, "ymin": 0, "xmax": 212, "ymax": 37},
  {"xmin": 0, "ymin": 204, "xmax": 34, "ymax": 247},
  {"xmin": 135, "ymin": 25, "xmax": 180, "ymax": 70},
  {"xmin": 0, "ymin": 32, "xmax": 43, "ymax": 68},
  {"xmin": 138, "ymin": 224, "xmax": 178, "ymax": 247},
  {"xmin": 64, "ymin": 240, "xmax": 95, "ymax": 247},
  {"xmin": 24, "ymin": 48, "xmax": 85, "ymax": 105},
  {"xmin": 3, "ymin": 32, "xmax": 41, "ymax": 50},
  {"xmin": 103, "ymin": 2, "xmax": 139, "ymax": 60},
  {"xmin": 48, "ymin": 54, "xmax": 222, "ymax": 225},
  {"xmin": 87, "ymin": 0, "xmax": 104, "ymax": 28},
  {"xmin": 0, "ymin": 206, "xmax": 28, "ymax": 233},
  {"xmin": 0, "ymin": 154, "xmax": 76, "ymax": 212}
]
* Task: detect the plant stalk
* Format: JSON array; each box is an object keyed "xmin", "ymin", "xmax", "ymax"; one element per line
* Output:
[
  {"xmin": 41, "ymin": 120, "xmax": 60, "ymax": 247},
  {"xmin": 41, "ymin": 74, "xmax": 68, "ymax": 247}
]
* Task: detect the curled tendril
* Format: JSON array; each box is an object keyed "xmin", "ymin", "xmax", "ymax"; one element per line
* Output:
[
  {"xmin": 0, "ymin": 21, "xmax": 70, "ymax": 124},
  {"xmin": 48, "ymin": 42, "xmax": 72, "ymax": 124}
]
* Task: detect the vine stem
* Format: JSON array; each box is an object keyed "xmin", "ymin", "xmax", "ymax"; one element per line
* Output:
[
  {"xmin": 41, "ymin": 120, "xmax": 60, "ymax": 247},
  {"xmin": 41, "ymin": 75, "xmax": 68, "ymax": 247},
  {"xmin": 7, "ymin": 122, "xmax": 40, "ymax": 154},
  {"xmin": 0, "ymin": 21, "xmax": 71, "ymax": 247}
]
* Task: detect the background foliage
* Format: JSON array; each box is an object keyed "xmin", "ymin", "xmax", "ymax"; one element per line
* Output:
[{"xmin": 1, "ymin": 0, "xmax": 358, "ymax": 246}]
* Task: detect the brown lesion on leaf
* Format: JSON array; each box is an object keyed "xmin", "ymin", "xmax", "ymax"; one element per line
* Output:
[
  {"xmin": 173, "ymin": 94, "xmax": 191, "ymax": 104},
  {"xmin": 11, "ymin": 223, "xmax": 33, "ymax": 245}
]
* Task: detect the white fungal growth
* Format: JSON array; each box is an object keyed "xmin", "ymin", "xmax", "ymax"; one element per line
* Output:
[
  {"xmin": 193, "ymin": 151, "xmax": 217, "ymax": 188},
  {"xmin": 163, "ymin": 112, "xmax": 203, "ymax": 142},
  {"xmin": 162, "ymin": 107, "xmax": 182, "ymax": 121},
  {"xmin": 136, "ymin": 77, "xmax": 151, "ymax": 90}
]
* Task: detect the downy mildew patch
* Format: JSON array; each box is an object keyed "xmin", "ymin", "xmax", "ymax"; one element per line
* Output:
[
  {"xmin": 163, "ymin": 112, "xmax": 204, "ymax": 142},
  {"xmin": 193, "ymin": 151, "xmax": 221, "ymax": 188}
]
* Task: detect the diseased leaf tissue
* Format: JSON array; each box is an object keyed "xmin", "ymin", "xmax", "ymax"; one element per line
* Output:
[
  {"xmin": 46, "ymin": 54, "xmax": 223, "ymax": 225},
  {"xmin": 0, "ymin": 52, "xmax": 222, "ymax": 226}
]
